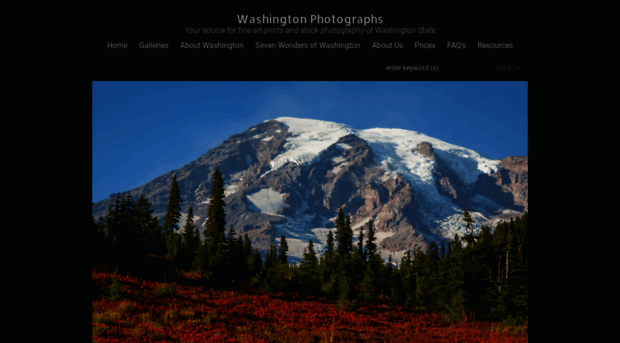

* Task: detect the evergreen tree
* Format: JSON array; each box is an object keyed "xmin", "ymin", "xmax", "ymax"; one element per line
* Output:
[
  {"xmin": 356, "ymin": 222, "xmax": 365, "ymax": 261},
  {"xmin": 343, "ymin": 215, "xmax": 354, "ymax": 256},
  {"xmin": 243, "ymin": 234, "xmax": 253, "ymax": 263},
  {"xmin": 182, "ymin": 206, "xmax": 199, "ymax": 249},
  {"xmin": 519, "ymin": 212, "xmax": 528, "ymax": 272},
  {"xmin": 334, "ymin": 208, "xmax": 352, "ymax": 258},
  {"xmin": 225, "ymin": 225, "xmax": 237, "ymax": 252},
  {"xmin": 179, "ymin": 205, "xmax": 199, "ymax": 271},
  {"xmin": 325, "ymin": 230, "xmax": 335, "ymax": 259},
  {"xmin": 427, "ymin": 241, "xmax": 439, "ymax": 272},
  {"xmin": 322, "ymin": 230, "xmax": 336, "ymax": 295},
  {"xmin": 104, "ymin": 192, "xmax": 139, "ymax": 266},
  {"xmin": 104, "ymin": 193, "xmax": 122, "ymax": 260},
  {"xmin": 300, "ymin": 240, "xmax": 320, "ymax": 292},
  {"xmin": 391, "ymin": 264, "xmax": 405, "ymax": 304},
  {"xmin": 440, "ymin": 240, "xmax": 446, "ymax": 260},
  {"xmin": 150, "ymin": 216, "xmax": 167, "ymax": 258},
  {"xmin": 162, "ymin": 175, "xmax": 183, "ymax": 259},
  {"xmin": 301, "ymin": 240, "xmax": 318, "ymax": 270},
  {"xmin": 197, "ymin": 168, "xmax": 227, "ymax": 275},
  {"xmin": 384, "ymin": 255, "xmax": 394, "ymax": 297},
  {"xmin": 453, "ymin": 233, "xmax": 463, "ymax": 252},
  {"xmin": 92, "ymin": 203, "xmax": 106, "ymax": 267},
  {"xmin": 278, "ymin": 235, "xmax": 289, "ymax": 266},
  {"xmin": 365, "ymin": 220, "xmax": 377, "ymax": 257},
  {"xmin": 207, "ymin": 235, "xmax": 228, "ymax": 285},
  {"xmin": 400, "ymin": 252, "xmax": 414, "ymax": 302},
  {"xmin": 204, "ymin": 168, "xmax": 226, "ymax": 244},
  {"xmin": 135, "ymin": 194, "xmax": 157, "ymax": 256},
  {"xmin": 462, "ymin": 207, "xmax": 476, "ymax": 246},
  {"xmin": 413, "ymin": 246, "xmax": 426, "ymax": 298},
  {"xmin": 233, "ymin": 236, "xmax": 247, "ymax": 283},
  {"xmin": 250, "ymin": 248, "xmax": 263, "ymax": 281},
  {"xmin": 360, "ymin": 252, "xmax": 382, "ymax": 302},
  {"xmin": 122, "ymin": 191, "xmax": 142, "ymax": 267}
]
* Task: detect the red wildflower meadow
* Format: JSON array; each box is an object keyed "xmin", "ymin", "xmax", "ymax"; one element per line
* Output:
[{"xmin": 92, "ymin": 269, "xmax": 527, "ymax": 342}]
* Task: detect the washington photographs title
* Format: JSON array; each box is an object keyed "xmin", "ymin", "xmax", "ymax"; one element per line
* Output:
[{"xmin": 237, "ymin": 14, "xmax": 383, "ymax": 27}]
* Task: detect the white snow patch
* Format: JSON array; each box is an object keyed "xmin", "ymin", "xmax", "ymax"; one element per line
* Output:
[
  {"xmin": 268, "ymin": 119, "xmax": 500, "ymax": 220},
  {"xmin": 375, "ymin": 231, "xmax": 396, "ymax": 243},
  {"xmin": 331, "ymin": 162, "xmax": 349, "ymax": 174},
  {"xmin": 250, "ymin": 127, "xmax": 256, "ymax": 131},
  {"xmin": 200, "ymin": 199, "xmax": 211, "ymax": 205},
  {"xmin": 256, "ymin": 117, "xmax": 506, "ymax": 259},
  {"xmin": 246, "ymin": 188, "xmax": 286, "ymax": 215},
  {"xmin": 430, "ymin": 208, "xmax": 488, "ymax": 239},
  {"xmin": 352, "ymin": 217, "xmax": 373, "ymax": 230},
  {"xmin": 331, "ymin": 156, "xmax": 346, "ymax": 164},
  {"xmin": 280, "ymin": 238, "xmax": 325, "ymax": 261},
  {"xmin": 252, "ymin": 133, "xmax": 264, "ymax": 139},
  {"xmin": 224, "ymin": 184, "xmax": 238, "ymax": 197},
  {"xmin": 236, "ymin": 141, "xmax": 241, "ymax": 143},
  {"xmin": 276, "ymin": 129, "xmax": 282, "ymax": 133},
  {"xmin": 262, "ymin": 136, "xmax": 273, "ymax": 142},
  {"xmin": 259, "ymin": 170, "xmax": 273, "ymax": 179},
  {"xmin": 356, "ymin": 128, "xmax": 500, "ymax": 225},
  {"xmin": 267, "ymin": 118, "xmax": 355, "ymax": 174},
  {"xmin": 336, "ymin": 143, "xmax": 352, "ymax": 150}
]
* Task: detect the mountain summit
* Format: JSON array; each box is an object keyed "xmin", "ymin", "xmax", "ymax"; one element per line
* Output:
[{"xmin": 92, "ymin": 117, "xmax": 528, "ymax": 263}]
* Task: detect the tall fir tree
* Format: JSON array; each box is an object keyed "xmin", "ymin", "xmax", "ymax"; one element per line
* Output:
[
  {"xmin": 344, "ymin": 216, "xmax": 354, "ymax": 256},
  {"xmin": 335, "ymin": 209, "xmax": 354, "ymax": 258},
  {"xmin": 301, "ymin": 240, "xmax": 318, "ymax": 269},
  {"xmin": 121, "ymin": 191, "xmax": 140, "ymax": 266},
  {"xmin": 180, "ymin": 205, "xmax": 199, "ymax": 271},
  {"xmin": 135, "ymin": 194, "xmax": 155, "ymax": 239},
  {"xmin": 204, "ymin": 167, "xmax": 226, "ymax": 244},
  {"xmin": 162, "ymin": 174, "xmax": 183, "ymax": 259},
  {"xmin": 356, "ymin": 224, "xmax": 366, "ymax": 261},
  {"xmin": 225, "ymin": 224, "xmax": 237, "ymax": 252},
  {"xmin": 278, "ymin": 235, "xmax": 289, "ymax": 266},
  {"xmin": 462, "ymin": 207, "xmax": 476, "ymax": 246},
  {"xmin": 182, "ymin": 206, "xmax": 199, "ymax": 250},
  {"xmin": 300, "ymin": 240, "xmax": 320, "ymax": 292},
  {"xmin": 334, "ymin": 208, "xmax": 345, "ymax": 255},
  {"xmin": 440, "ymin": 240, "xmax": 446, "ymax": 260},
  {"xmin": 104, "ymin": 193, "xmax": 122, "ymax": 256},
  {"xmin": 92, "ymin": 203, "xmax": 106, "ymax": 267},
  {"xmin": 453, "ymin": 233, "xmax": 463, "ymax": 252},
  {"xmin": 365, "ymin": 220, "xmax": 377, "ymax": 257},
  {"xmin": 243, "ymin": 233, "xmax": 253, "ymax": 264},
  {"xmin": 325, "ymin": 230, "xmax": 335, "ymax": 259}
]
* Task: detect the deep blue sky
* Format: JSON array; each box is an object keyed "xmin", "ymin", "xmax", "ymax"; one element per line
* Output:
[{"xmin": 93, "ymin": 81, "xmax": 527, "ymax": 203}]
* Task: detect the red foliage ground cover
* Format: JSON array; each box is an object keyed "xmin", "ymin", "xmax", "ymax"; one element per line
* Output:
[{"xmin": 92, "ymin": 269, "xmax": 527, "ymax": 342}]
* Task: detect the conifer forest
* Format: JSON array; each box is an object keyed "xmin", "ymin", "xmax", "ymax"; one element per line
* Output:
[{"xmin": 92, "ymin": 168, "xmax": 528, "ymax": 342}]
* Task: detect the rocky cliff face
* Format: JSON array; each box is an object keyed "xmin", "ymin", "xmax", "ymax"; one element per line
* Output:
[{"xmin": 93, "ymin": 118, "xmax": 528, "ymax": 263}]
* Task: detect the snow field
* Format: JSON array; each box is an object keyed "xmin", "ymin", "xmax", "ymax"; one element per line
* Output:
[
  {"xmin": 246, "ymin": 188, "xmax": 286, "ymax": 215},
  {"xmin": 246, "ymin": 117, "xmax": 512, "ymax": 260}
]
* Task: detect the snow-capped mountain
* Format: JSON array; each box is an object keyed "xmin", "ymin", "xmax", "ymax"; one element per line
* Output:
[{"xmin": 92, "ymin": 117, "xmax": 528, "ymax": 263}]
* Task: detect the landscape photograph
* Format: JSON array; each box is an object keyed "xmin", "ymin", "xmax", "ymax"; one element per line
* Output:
[{"xmin": 92, "ymin": 81, "xmax": 528, "ymax": 342}]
